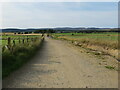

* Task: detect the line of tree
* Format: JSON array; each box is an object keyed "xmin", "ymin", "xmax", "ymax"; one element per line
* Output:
[
  {"xmin": 34, "ymin": 29, "xmax": 56, "ymax": 34},
  {"xmin": 14, "ymin": 32, "xmax": 33, "ymax": 34}
]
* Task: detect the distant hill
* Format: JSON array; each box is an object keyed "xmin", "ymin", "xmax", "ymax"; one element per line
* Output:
[
  {"xmin": 1, "ymin": 27, "xmax": 119, "ymax": 33},
  {"xmin": 2, "ymin": 28, "xmax": 37, "ymax": 32}
]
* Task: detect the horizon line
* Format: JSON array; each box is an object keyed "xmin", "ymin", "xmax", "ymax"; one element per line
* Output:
[{"xmin": 0, "ymin": 26, "xmax": 118, "ymax": 29}]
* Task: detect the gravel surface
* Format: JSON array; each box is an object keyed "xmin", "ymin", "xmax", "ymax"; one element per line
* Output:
[{"xmin": 3, "ymin": 37, "xmax": 118, "ymax": 88}]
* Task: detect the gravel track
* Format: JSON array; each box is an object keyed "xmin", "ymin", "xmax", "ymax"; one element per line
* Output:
[{"xmin": 3, "ymin": 37, "xmax": 118, "ymax": 88}]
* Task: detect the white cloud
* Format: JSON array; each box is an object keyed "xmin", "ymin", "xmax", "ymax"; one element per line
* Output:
[{"xmin": 1, "ymin": 2, "xmax": 118, "ymax": 28}]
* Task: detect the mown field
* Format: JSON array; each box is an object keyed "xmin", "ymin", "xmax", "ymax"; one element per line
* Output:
[
  {"xmin": 52, "ymin": 32, "xmax": 118, "ymax": 59},
  {"xmin": 2, "ymin": 33, "xmax": 44, "ymax": 78},
  {"xmin": 52, "ymin": 32, "xmax": 118, "ymax": 48},
  {"xmin": 52, "ymin": 32, "xmax": 118, "ymax": 41}
]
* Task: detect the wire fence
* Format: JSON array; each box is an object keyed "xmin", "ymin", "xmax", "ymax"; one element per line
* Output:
[{"xmin": 2, "ymin": 35, "xmax": 44, "ymax": 53}]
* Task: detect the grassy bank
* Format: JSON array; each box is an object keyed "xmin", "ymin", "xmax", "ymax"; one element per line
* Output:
[
  {"xmin": 52, "ymin": 32, "xmax": 118, "ymax": 59},
  {"xmin": 2, "ymin": 35, "xmax": 44, "ymax": 78}
]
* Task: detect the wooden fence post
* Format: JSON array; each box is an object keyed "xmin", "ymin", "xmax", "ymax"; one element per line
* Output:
[
  {"xmin": 8, "ymin": 37, "xmax": 11, "ymax": 46},
  {"xmin": 7, "ymin": 37, "xmax": 12, "ymax": 52},
  {"xmin": 22, "ymin": 39, "xmax": 24, "ymax": 44},
  {"xmin": 42, "ymin": 34, "xmax": 44, "ymax": 37},
  {"xmin": 13, "ymin": 40, "xmax": 15, "ymax": 46}
]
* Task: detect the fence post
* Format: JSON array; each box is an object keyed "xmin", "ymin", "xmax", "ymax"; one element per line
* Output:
[
  {"xmin": 42, "ymin": 33, "xmax": 44, "ymax": 37},
  {"xmin": 13, "ymin": 40, "xmax": 15, "ymax": 46},
  {"xmin": 22, "ymin": 39, "xmax": 24, "ymax": 44},
  {"xmin": 8, "ymin": 37, "xmax": 11, "ymax": 46},
  {"xmin": 7, "ymin": 37, "xmax": 12, "ymax": 52}
]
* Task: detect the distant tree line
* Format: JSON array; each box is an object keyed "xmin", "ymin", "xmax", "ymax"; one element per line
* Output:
[
  {"xmin": 14, "ymin": 32, "xmax": 33, "ymax": 34},
  {"xmin": 76, "ymin": 30, "xmax": 120, "ymax": 33},
  {"xmin": 55, "ymin": 29, "xmax": 120, "ymax": 33},
  {"xmin": 34, "ymin": 29, "xmax": 56, "ymax": 34},
  {"xmin": 13, "ymin": 28, "xmax": 119, "ymax": 34}
]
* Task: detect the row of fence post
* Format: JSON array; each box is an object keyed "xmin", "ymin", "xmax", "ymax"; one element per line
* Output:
[
  {"xmin": 2, "ymin": 35, "xmax": 45, "ymax": 52},
  {"xmin": 2, "ymin": 36, "xmax": 41, "ymax": 52},
  {"xmin": 7, "ymin": 37, "xmax": 40, "ymax": 46}
]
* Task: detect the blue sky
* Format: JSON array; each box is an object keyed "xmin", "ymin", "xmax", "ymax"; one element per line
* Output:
[{"xmin": 1, "ymin": 2, "xmax": 118, "ymax": 28}]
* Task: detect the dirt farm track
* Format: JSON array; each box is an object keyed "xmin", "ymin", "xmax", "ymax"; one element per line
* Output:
[{"xmin": 3, "ymin": 37, "xmax": 118, "ymax": 88}]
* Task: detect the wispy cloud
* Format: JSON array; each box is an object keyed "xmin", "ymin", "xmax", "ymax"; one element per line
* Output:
[{"xmin": 1, "ymin": 2, "xmax": 118, "ymax": 28}]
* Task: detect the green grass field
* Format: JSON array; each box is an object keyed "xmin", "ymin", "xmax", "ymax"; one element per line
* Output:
[
  {"xmin": 53, "ymin": 32, "xmax": 118, "ymax": 41},
  {"xmin": 52, "ymin": 32, "xmax": 118, "ymax": 49}
]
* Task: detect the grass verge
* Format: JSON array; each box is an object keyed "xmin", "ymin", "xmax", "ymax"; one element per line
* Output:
[
  {"xmin": 2, "ymin": 38, "xmax": 44, "ymax": 78},
  {"xmin": 51, "ymin": 33, "xmax": 118, "ymax": 59}
]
